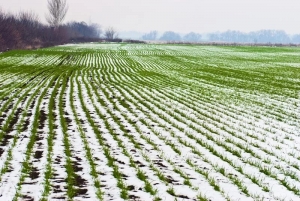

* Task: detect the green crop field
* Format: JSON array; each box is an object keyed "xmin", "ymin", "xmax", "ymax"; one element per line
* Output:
[{"xmin": 0, "ymin": 43, "xmax": 300, "ymax": 201}]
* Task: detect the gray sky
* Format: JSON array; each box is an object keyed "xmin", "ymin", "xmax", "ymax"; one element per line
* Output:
[{"xmin": 1, "ymin": 0, "xmax": 300, "ymax": 34}]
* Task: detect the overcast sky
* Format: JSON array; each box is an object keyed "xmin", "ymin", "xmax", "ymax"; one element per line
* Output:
[{"xmin": 1, "ymin": 0, "xmax": 300, "ymax": 34}]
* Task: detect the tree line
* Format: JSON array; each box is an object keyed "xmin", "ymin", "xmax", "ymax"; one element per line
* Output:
[
  {"xmin": 0, "ymin": 0, "xmax": 119, "ymax": 51},
  {"xmin": 0, "ymin": 10, "xmax": 101, "ymax": 52},
  {"xmin": 142, "ymin": 30, "xmax": 300, "ymax": 44}
]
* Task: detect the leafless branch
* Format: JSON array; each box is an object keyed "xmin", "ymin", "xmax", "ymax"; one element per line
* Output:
[
  {"xmin": 46, "ymin": 0, "xmax": 68, "ymax": 28},
  {"xmin": 104, "ymin": 27, "xmax": 118, "ymax": 39}
]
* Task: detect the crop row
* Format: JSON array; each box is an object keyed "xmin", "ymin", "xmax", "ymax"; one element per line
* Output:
[{"xmin": 0, "ymin": 44, "xmax": 299, "ymax": 201}]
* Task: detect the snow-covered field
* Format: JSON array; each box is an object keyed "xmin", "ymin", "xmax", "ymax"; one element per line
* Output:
[{"xmin": 0, "ymin": 44, "xmax": 300, "ymax": 201}]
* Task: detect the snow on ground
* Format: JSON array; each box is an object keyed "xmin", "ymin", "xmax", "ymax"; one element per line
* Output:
[{"xmin": 0, "ymin": 43, "xmax": 300, "ymax": 200}]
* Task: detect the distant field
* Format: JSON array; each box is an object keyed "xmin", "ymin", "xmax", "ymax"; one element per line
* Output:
[{"xmin": 0, "ymin": 44, "xmax": 300, "ymax": 201}]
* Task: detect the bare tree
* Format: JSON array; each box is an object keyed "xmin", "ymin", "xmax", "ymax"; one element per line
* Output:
[
  {"xmin": 90, "ymin": 23, "xmax": 102, "ymax": 38},
  {"xmin": 0, "ymin": 9, "xmax": 22, "ymax": 50},
  {"xmin": 18, "ymin": 11, "xmax": 41, "ymax": 43},
  {"xmin": 18, "ymin": 11, "xmax": 39, "ymax": 23},
  {"xmin": 142, "ymin": 31, "xmax": 157, "ymax": 41},
  {"xmin": 183, "ymin": 32, "xmax": 201, "ymax": 42},
  {"xmin": 160, "ymin": 31, "xmax": 181, "ymax": 42},
  {"xmin": 104, "ymin": 27, "xmax": 118, "ymax": 40},
  {"xmin": 46, "ymin": 0, "xmax": 68, "ymax": 28}
]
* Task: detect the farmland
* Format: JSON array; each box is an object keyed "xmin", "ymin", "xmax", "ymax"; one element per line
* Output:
[{"xmin": 0, "ymin": 43, "xmax": 300, "ymax": 201}]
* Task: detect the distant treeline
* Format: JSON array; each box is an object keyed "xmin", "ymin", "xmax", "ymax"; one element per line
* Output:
[
  {"xmin": 208, "ymin": 30, "xmax": 300, "ymax": 44},
  {"xmin": 143, "ymin": 30, "xmax": 300, "ymax": 44},
  {"xmin": 0, "ymin": 9, "xmax": 101, "ymax": 51}
]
